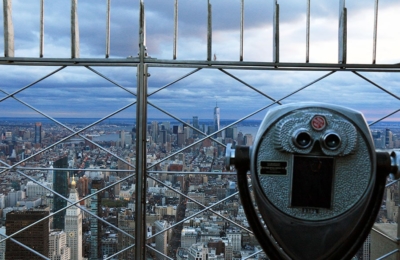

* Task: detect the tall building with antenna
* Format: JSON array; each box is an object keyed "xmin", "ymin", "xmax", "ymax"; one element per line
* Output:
[{"xmin": 214, "ymin": 103, "xmax": 220, "ymax": 137}]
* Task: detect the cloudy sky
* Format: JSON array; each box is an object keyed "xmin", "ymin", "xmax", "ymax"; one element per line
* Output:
[{"xmin": 0, "ymin": 0, "xmax": 399, "ymax": 123}]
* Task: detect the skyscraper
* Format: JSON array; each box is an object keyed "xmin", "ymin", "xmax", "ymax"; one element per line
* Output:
[
  {"xmin": 154, "ymin": 220, "xmax": 169, "ymax": 260},
  {"xmin": 49, "ymin": 230, "xmax": 71, "ymax": 260},
  {"xmin": 90, "ymin": 188, "xmax": 99, "ymax": 260},
  {"xmin": 119, "ymin": 130, "xmax": 125, "ymax": 147},
  {"xmin": 6, "ymin": 210, "xmax": 49, "ymax": 259},
  {"xmin": 214, "ymin": 103, "xmax": 220, "ymax": 133},
  {"xmin": 225, "ymin": 126, "xmax": 237, "ymax": 139},
  {"xmin": 193, "ymin": 116, "xmax": 200, "ymax": 136},
  {"xmin": 35, "ymin": 122, "xmax": 42, "ymax": 144},
  {"xmin": 53, "ymin": 156, "xmax": 69, "ymax": 230},
  {"xmin": 385, "ymin": 128, "xmax": 394, "ymax": 149},
  {"xmin": 91, "ymin": 179, "xmax": 105, "ymax": 259},
  {"xmin": 151, "ymin": 121, "xmax": 159, "ymax": 143},
  {"xmin": 193, "ymin": 116, "xmax": 199, "ymax": 129},
  {"xmin": 118, "ymin": 213, "xmax": 135, "ymax": 260},
  {"xmin": 65, "ymin": 176, "xmax": 83, "ymax": 260}
]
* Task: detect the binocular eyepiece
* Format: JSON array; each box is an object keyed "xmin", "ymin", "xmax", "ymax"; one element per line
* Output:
[{"xmin": 226, "ymin": 103, "xmax": 399, "ymax": 260}]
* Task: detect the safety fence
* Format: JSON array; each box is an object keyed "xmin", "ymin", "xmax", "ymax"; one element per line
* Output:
[{"xmin": 0, "ymin": 0, "xmax": 399, "ymax": 259}]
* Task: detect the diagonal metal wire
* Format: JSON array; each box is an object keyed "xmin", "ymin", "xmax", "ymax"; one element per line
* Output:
[
  {"xmin": 9, "ymin": 166, "xmax": 134, "ymax": 173},
  {"xmin": 0, "ymin": 66, "xmax": 66, "ymax": 103},
  {"xmin": 146, "ymin": 245, "xmax": 174, "ymax": 260},
  {"xmin": 369, "ymin": 109, "xmax": 400, "ymax": 126},
  {"xmin": 243, "ymin": 249, "xmax": 264, "ymax": 260},
  {"xmin": 376, "ymin": 249, "xmax": 400, "ymax": 260},
  {"xmin": 148, "ymin": 68, "xmax": 202, "ymax": 96},
  {"xmin": 386, "ymin": 179, "xmax": 398, "ymax": 187},
  {"xmin": 218, "ymin": 68, "xmax": 282, "ymax": 105},
  {"xmin": 353, "ymin": 71, "xmax": 400, "ymax": 100},
  {"xmin": 353, "ymin": 71, "xmax": 400, "ymax": 126},
  {"xmin": 85, "ymin": 66, "xmax": 137, "ymax": 96},
  {"xmin": 6, "ymin": 235, "xmax": 50, "ymax": 260},
  {"xmin": 148, "ymin": 170, "xmax": 236, "ymax": 175},
  {"xmin": 104, "ymin": 243, "xmax": 135, "ymax": 260}
]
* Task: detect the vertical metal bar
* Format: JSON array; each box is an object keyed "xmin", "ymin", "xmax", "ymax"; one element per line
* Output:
[
  {"xmin": 40, "ymin": 0, "xmax": 44, "ymax": 58},
  {"xmin": 338, "ymin": 0, "xmax": 347, "ymax": 64},
  {"xmin": 135, "ymin": 1, "xmax": 147, "ymax": 259},
  {"xmin": 71, "ymin": 0, "xmax": 80, "ymax": 58},
  {"xmin": 240, "ymin": 0, "xmax": 244, "ymax": 61},
  {"xmin": 207, "ymin": 0, "xmax": 212, "ymax": 61},
  {"xmin": 3, "ymin": 0, "xmax": 14, "ymax": 57},
  {"xmin": 105, "ymin": 0, "xmax": 111, "ymax": 58},
  {"xmin": 273, "ymin": 0, "xmax": 279, "ymax": 63},
  {"xmin": 173, "ymin": 0, "xmax": 178, "ymax": 60},
  {"xmin": 306, "ymin": 0, "xmax": 310, "ymax": 63},
  {"xmin": 372, "ymin": 0, "xmax": 379, "ymax": 64}
]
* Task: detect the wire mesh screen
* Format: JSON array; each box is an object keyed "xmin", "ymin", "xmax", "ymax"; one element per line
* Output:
[{"xmin": 0, "ymin": 0, "xmax": 399, "ymax": 259}]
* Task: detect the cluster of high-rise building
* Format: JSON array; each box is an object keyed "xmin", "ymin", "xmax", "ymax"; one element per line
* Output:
[
  {"xmin": 0, "ymin": 104, "xmax": 263, "ymax": 260},
  {"xmin": 372, "ymin": 128, "xmax": 400, "ymax": 149},
  {"xmin": 0, "ymin": 105, "xmax": 397, "ymax": 259},
  {"xmin": 1, "ymin": 170, "xmax": 83, "ymax": 260}
]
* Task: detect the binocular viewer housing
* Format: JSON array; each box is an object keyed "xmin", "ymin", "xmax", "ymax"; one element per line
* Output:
[{"xmin": 226, "ymin": 103, "xmax": 399, "ymax": 260}]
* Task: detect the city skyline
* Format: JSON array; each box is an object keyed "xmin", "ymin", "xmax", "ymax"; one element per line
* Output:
[{"xmin": 1, "ymin": 109, "xmax": 400, "ymax": 259}]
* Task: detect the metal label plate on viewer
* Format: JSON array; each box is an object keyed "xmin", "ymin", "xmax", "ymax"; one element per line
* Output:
[{"xmin": 260, "ymin": 161, "xmax": 287, "ymax": 175}]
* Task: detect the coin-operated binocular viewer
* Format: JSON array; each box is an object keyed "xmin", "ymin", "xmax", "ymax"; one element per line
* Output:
[{"xmin": 225, "ymin": 103, "xmax": 400, "ymax": 260}]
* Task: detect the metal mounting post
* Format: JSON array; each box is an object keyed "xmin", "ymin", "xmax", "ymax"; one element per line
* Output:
[
  {"xmin": 106, "ymin": 0, "xmax": 111, "ymax": 58},
  {"xmin": 338, "ymin": 0, "xmax": 347, "ymax": 64},
  {"xmin": 306, "ymin": 0, "xmax": 310, "ymax": 63},
  {"xmin": 240, "ymin": 0, "xmax": 244, "ymax": 61},
  {"xmin": 173, "ymin": 0, "xmax": 178, "ymax": 60},
  {"xmin": 372, "ymin": 0, "xmax": 379, "ymax": 64},
  {"xmin": 71, "ymin": 0, "xmax": 80, "ymax": 58},
  {"xmin": 135, "ymin": 1, "xmax": 148, "ymax": 259},
  {"xmin": 40, "ymin": 0, "xmax": 44, "ymax": 58},
  {"xmin": 3, "ymin": 0, "xmax": 14, "ymax": 57},
  {"xmin": 207, "ymin": 0, "xmax": 212, "ymax": 61},
  {"xmin": 273, "ymin": 0, "xmax": 279, "ymax": 63}
]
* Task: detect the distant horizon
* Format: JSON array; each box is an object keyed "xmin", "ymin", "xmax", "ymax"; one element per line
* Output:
[
  {"xmin": 0, "ymin": 117, "xmax": 264, "ymax": 125},
  {"xmin": 1, "ymin": 116, "xmax": 400, "ymax": 126}
]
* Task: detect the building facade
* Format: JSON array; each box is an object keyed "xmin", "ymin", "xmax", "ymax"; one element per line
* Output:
[
  {"xmin": 154, "ymin": 220, "xmax": 170, "ymax": 260},
  {"xmin": 65, "ymin": 176, "xmax": 83, "ymax": 260},
  {"xmin": 5, "ymin": 210, "xmax": 49, "ymax": 259},
  {"xmin": 214, "ymin": 104, "xmax": 220, "ymax": 133},
  {"xmin": 118, "ymin": 214, "xmax": 135, "ymax": 260},
  {"xmin": 53, "ymin": 156, "xmax": 69, "ymax": 230},
  {"xmin": 49, "ymin": 230, "xmax": 71, "ymax": 260},
  {"xmin": 34, "ymin": 122, "xmax": 42, "ymax": 144}
]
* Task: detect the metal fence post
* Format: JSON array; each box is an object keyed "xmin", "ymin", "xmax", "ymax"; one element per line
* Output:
[{"xmin": 135, "ymin": 0, "xmax": 148, "ymax": 259}]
